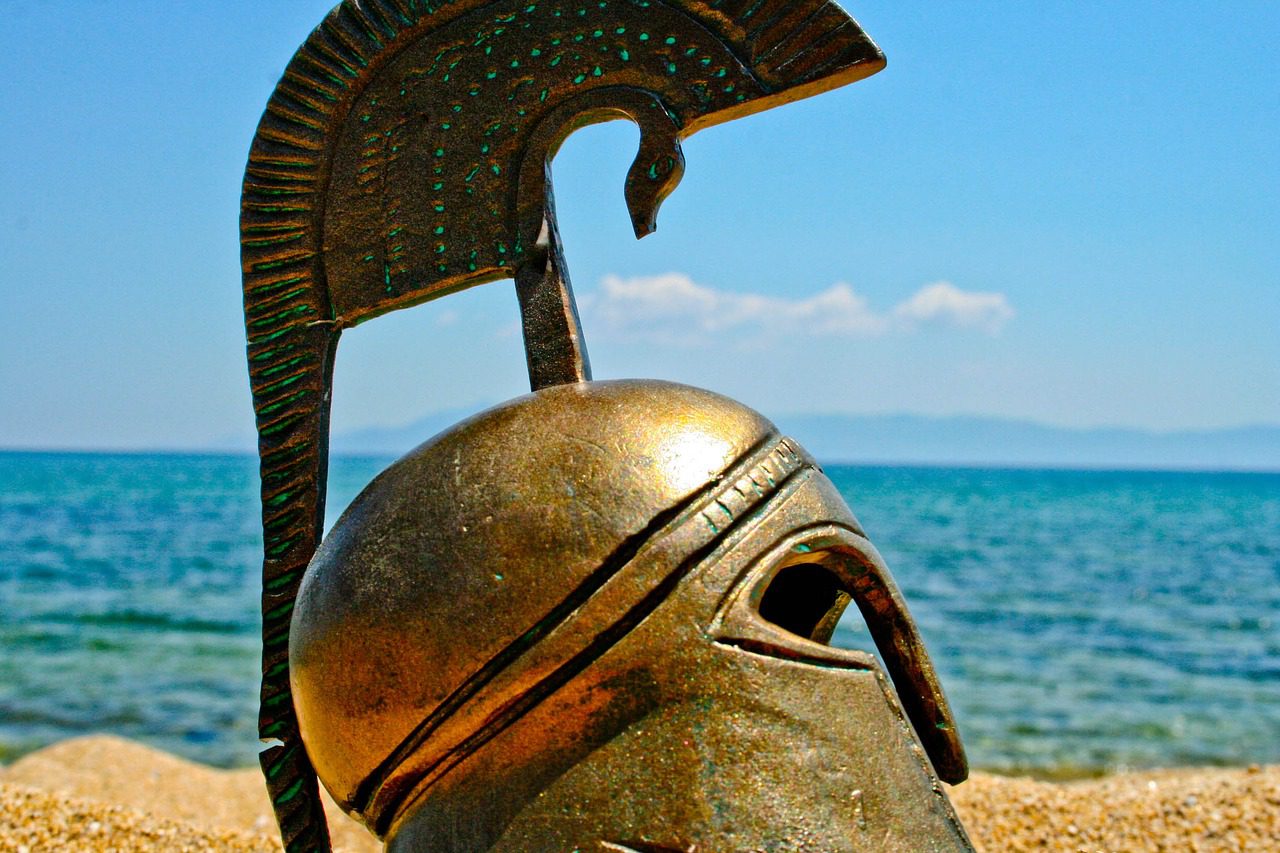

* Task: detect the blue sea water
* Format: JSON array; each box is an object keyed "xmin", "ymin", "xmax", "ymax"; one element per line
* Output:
[{"xmin": 1, "ymin": 451, "xmax": 1277, "ymax": 775}]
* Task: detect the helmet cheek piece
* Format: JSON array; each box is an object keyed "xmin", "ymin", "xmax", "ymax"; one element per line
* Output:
[{"xmin": 708, "ymin": 517, "xmax": 969, "ymax": 786}]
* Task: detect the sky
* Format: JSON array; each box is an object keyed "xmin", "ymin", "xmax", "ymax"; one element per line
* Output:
[{"xmin": 1, "ymin": 1, "xmax": 1276, "ymax": 451}]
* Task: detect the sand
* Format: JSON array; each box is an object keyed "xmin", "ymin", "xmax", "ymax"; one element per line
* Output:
[
  {"xmin": 0, "ymin": 737, "xmax": 374, "ymax": 853},
  {"xmin": 947, "ymin": 765, "xmax": 1280, "ymax": 851},
  {"xmin": 2, "ymin": 736, "xmax": 1277, "ymax": 851}
]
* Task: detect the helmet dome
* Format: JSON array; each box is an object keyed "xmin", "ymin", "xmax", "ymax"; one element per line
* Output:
[{"xmin": 291, "ymin": 379, "xmax": 775, "ymax": 812}]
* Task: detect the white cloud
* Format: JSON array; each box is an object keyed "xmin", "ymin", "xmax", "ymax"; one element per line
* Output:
[
  {"xmin": 582, "ymin": 274, "xmax": 1013, "ymax": 344},
  {"xmin": 892, "ymin": 281, "xmax": 1015, "ymax": 334}
]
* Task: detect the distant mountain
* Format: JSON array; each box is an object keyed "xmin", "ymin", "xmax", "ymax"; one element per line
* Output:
[
  {"xmin": 330, "ymin": 407, "xmax": 491, "ymax": 457},
  {"xmin": 773, "ymin": 414, "xmax": 1280, "ymax": 471},
  {"xmin": 330, "ymin": 406, "xmax": 1280, "ymax": 471}
]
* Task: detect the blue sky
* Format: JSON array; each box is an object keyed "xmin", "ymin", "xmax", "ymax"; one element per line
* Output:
[{"xmin": 1, "ymin": 1, "xmax": 1276, "ymax": 450}]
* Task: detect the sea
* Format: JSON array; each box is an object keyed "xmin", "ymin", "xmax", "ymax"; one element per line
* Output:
[{"xmin": 2, "ymin": 450, "xmax": 1277, "ymax": 777}]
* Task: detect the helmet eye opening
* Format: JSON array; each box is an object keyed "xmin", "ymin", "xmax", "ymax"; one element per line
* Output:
[
  {"xmin": 709, "ymin": 529, "xmax": 877, "ymax": 670},
  {"xmin": 756, "ymin": 560, "xmax": 852, "ymax": 645}
]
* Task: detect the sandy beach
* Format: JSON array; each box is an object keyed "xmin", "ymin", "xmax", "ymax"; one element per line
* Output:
[{"xmin": 1, "ymin": 736, "xmax": 1276, "ymax": 851}]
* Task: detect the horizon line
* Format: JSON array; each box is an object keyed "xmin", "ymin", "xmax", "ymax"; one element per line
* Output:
[{"xmin": 2, "ymin": 445, "xmax": 1277, "ymax": 477}]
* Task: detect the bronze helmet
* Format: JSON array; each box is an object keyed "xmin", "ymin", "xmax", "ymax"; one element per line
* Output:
[
  {"xmin": 291, "ymin": 380, "xmax": 971, "ymax": 849},
  {"xmin": 240, "ymin": 1, "xmax": 972, "ymax": 850}
]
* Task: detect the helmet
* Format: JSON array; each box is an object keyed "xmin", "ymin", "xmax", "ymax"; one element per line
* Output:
[
  {"xmin": 240, "ymin": 1, "xmax": 973, "ymax": 848},
  {"xmin": 291, "ymin": 380, "xmax": 970, "ymax": 849}
]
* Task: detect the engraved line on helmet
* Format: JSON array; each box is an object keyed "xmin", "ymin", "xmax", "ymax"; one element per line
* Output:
[
  {"xmin": 356, "ymin": 429, "xmax": 792, "ymax": 813},
  {"xmin": 366, "ymin": 435, "xmax": 812, "ymax": 832}
]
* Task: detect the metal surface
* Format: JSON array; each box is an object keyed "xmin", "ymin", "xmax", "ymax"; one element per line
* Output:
[
  {"xmin": 240, "ymin": 0, "xmax": 972, "ymax": 850},
  {"xmin": 294, "ymin": 381, "xmax": 970, "ymax": 850}
]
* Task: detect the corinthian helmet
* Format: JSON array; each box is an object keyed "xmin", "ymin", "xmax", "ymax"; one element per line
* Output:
[{"xmin": 240, "ymin": 1, "xmax": 972, "ymax": 850}]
